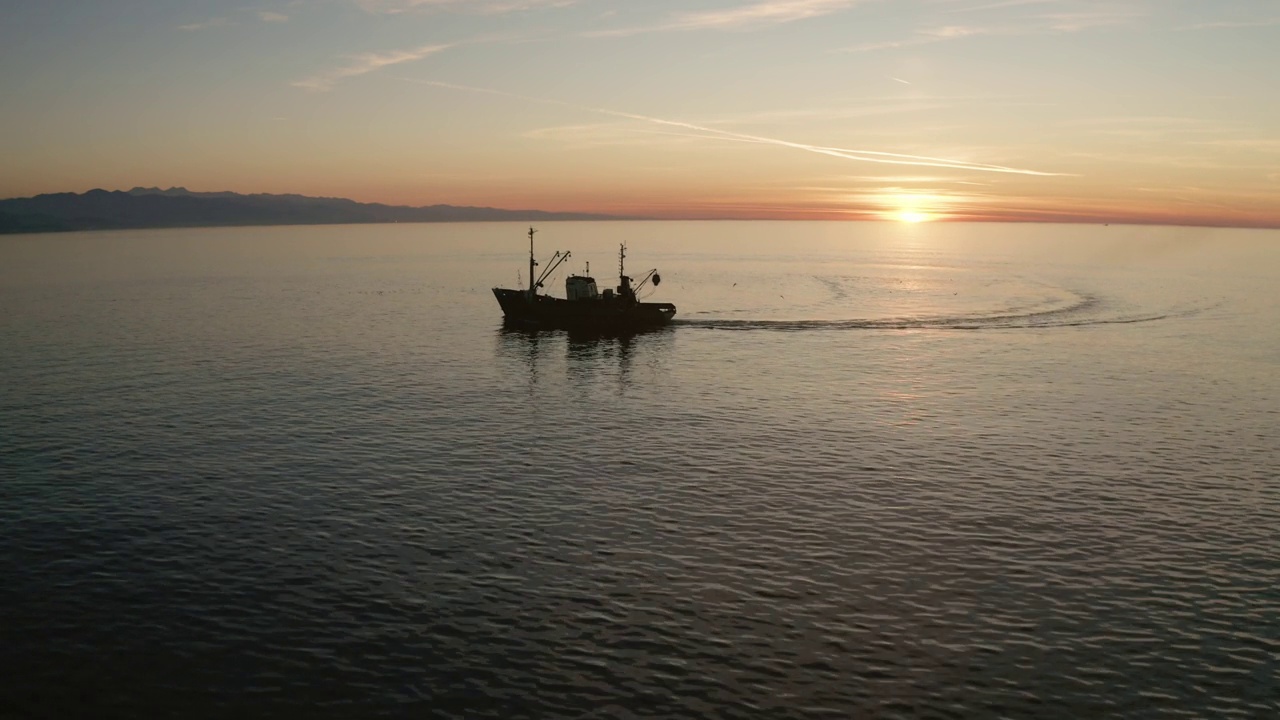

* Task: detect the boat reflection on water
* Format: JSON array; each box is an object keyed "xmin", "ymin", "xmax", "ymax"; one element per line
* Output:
[
  {"xmin": 566, "ymin": 328, "xmax": 636, "ymax": 391},
  {"xmin": 495, "ymin": 322, "xmax": 674, "ymax": 396}
]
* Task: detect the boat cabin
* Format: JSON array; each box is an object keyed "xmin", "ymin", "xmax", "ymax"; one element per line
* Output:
[
  {"xmin": 565, "ymin": 274, "xmax": 636, "ymax": 302},
  {"xmin": 565, "ymin": 275, "xmax": 599, "ymax": 300}
]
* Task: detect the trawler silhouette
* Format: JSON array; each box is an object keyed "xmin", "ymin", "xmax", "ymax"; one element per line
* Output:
[{"xmin": 493, "ymin": 227, "xmax": 676, "ymax": 331}]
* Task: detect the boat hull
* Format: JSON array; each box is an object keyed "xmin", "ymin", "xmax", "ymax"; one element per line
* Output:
[{"xmin": 493, "ymin": 288, "xmax": 676, "ymax": 331}]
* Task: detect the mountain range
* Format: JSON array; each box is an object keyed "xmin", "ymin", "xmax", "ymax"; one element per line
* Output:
[{"xmin": 0, "ymin": 187, "xmax": 622, "ymax": 234}]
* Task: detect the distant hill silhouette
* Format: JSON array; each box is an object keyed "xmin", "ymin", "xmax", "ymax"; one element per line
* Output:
[{"xmin": 0, "ymin": 187, "xmax": 623, "ymax": 234}]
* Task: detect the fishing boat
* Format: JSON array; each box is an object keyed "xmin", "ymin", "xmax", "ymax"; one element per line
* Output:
[{"xmin": 493, "ymin": 227, "xmax": 676, "ymax": 331}]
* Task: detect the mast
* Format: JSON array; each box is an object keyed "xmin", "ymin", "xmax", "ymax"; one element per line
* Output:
[
  {"xmin": 528, "ymin": 227, "xmax": 537, "ymax": 297},
  {"xmin": 618, "ymin": 242, "xmax": 633, "ymax": 302}
]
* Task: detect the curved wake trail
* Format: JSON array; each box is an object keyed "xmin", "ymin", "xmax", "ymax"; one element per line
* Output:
[{"xmin": 674, "ymin": 295, "xmax": 1206, "ymax": 332}]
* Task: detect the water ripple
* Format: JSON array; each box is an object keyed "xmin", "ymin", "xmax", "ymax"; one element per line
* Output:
[{"xmin": 2, "ymin": 224, "xmax": 1277, "ymax": 718}]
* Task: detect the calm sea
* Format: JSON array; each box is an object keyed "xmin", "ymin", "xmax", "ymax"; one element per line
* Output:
[{"xmin": 2, "ymin": 221, "xmax": 1277, "ymax": 718}]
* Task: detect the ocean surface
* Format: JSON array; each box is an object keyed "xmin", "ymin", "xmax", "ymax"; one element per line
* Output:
[{"xmin": 2, "ymin": 221, "xmax": 1277, "ymax": 718}]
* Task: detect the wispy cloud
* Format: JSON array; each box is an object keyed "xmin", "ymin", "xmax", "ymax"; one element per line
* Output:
[
  {"xmin": 295, "ymin": 44, "xmax": 453, "ymax": 91},
  {"xmin": 523, "ymin": 124, "xmax": 714, "ymax": 150},
  {"xmin": 522, "ymin": 99, "xmax": 946, "ymax": 147},
  {"xmin": 840, "ymin": 1, "xmax": 1142, "ymax": 51},
  {"xmin": 178, "ymin": 18, "xmax": 231, "ymax": 31},
  {"xmin": 943, "ymin": 0, "xmax": 1060, "ymax": 12},
  {"xmin": 1038, "ymin": 6, "xmax": 1142, "ymax": 32},
  {"xmin": 1064, "ymin": 116, "xmax": 1209, "ymax": 126},
  {"xmin": 1176, "ymin": 17, "xmax": 1280, "ymax": 31},
  {"xmin": 690, "ymin": 102, "xmax": 948, "ymax": 127},
  {"xmin": 402, "ymin": 77, "xmax": 1070, "ymax": 176},
  {"xmin": 1191, "ymin": 139, "xmax": 1280, "ymax": 153},
  {"xmin": 1058, "ymin": 116, "xmax": 1247, "ymax": 142},
  {"xmin": 589, "ymin": 0, "xmax": 869, "ymax": 37},
  {"xmin": 671, "ymin": 0, "xmax": 867, "ymax": 30},
  {"xmin": 841, "ymin": 24, "xmax": 991, "ymax": 52},
  {"xmin": 179, "ymin": 8, "xmax": 292, "ymax": 30},
  {"xmin": 832, "ymin": 174, "xmax": 992, "ymax": 184},
  {"xmin": 1052, "ymin": 149, "xmax": 1266, "ymax": 171},
  {"xmin": 354, "ymin": 0, "xmax": 577, "ymax": 14}
]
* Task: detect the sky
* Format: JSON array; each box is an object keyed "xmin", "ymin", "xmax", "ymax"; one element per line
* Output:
[{"xmin": 1, "ymin": 0, "xmax": 1278, "ymax": 226}]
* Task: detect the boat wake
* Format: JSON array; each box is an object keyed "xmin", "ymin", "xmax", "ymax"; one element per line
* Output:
[{"xmin": 675, "ymin": 291, "xmax": 1212, "ymax": 332}]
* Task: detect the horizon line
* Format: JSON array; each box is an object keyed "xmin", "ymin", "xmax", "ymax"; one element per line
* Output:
[{"xmin": 1, "ymin": 185, "xmax": 1277, "ymax": 231}]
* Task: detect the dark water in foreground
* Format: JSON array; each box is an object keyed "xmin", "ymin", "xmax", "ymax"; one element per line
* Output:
[{"xmin": 2, "ymin": 221, "xmax": 1278, "ymax": 718}]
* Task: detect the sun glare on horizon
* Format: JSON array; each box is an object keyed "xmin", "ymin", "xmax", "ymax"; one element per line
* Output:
[{"xmin": 879, "ymin": 192, "xmax": 941, "ymax": 223}]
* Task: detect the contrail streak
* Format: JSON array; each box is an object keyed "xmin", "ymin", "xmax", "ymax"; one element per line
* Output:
[{"xmin": 399, "ymin": 77, "xmax": 1070, "ymax": 177}]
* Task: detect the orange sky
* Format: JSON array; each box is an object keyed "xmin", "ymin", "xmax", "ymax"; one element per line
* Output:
[{"xmin": 2, "ymin": 1, "xmax": 1278, "ymax": 227}]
